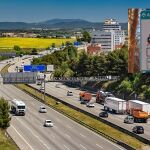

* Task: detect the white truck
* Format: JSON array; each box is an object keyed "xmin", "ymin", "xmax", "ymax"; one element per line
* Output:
[
  {"xmin": 104, "ymin": 97, "xmax": 126, "ymax": 114},
  {"xmin": 11, "ymin": 99, "xmax": 26, "ymax": 116},
  {"xmin": 127, "ymin": 100, "xmax": 150, "ymax": 115}
]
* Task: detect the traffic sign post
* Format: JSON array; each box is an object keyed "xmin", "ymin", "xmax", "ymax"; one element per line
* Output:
[
  {"xmin": 24, "ymin": 65, "xmax": 46, "ymax": 72},
  {"xmin": 140, "ymin": 10, "xmax": 150, "ymax": 72}
]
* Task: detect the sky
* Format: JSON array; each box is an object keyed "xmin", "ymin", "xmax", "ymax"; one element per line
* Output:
[{"xmin": 0, "ymin": 0, "xmax": 150, "ymax": 23}]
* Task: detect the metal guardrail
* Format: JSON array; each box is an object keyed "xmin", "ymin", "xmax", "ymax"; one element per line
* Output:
[
  {"xmin": 20, "ymin": 84, "xmax": 138, "ymax": 150},
  {"xmin": 48, "ymin": 76, "xmax": 119, "ymax": 82}
]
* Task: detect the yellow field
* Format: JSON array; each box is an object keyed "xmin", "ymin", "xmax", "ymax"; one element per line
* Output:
[{"xmin": 0, "ymin": 37, "xmax": 75, "ymax": 49}]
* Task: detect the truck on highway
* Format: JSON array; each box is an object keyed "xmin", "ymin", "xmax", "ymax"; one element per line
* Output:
[
  {"xmin": 104, "ymin": 97, "xmax": 126, "ymax": 114},
  {"xmin": 79, "ymin": 92, "xmax": 92, "ymax": 104},
  {"xmin": 125, "ymin": 100, "xmax": 150, "ymax": 123},
  {"xmin": 11, "ymin": 99, "xmax": 26, "ymax": 116},
  {"xmin": 96, "ymin": 90, "xmax": 115, "ymax": 104},
  {"xmin": 127, "ymin": 100, "xmax": 150, "ymax": 115}
]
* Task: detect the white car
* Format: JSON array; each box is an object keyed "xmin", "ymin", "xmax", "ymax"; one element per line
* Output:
[
  {"xmin": 40, "ymin": 86, "xmax": 44, "ymax": 91},
  {"xmin": 67, "ymin": 91, "xmax": 73, "ymax": 96},
  {"xmin": 86, "ymin": 103, "xmax": 95, "ymax": 107},
  {"xmin": 44, "ymin": 120, "xmax": 53, "ymax": 127},
  {"xmin": 39, "ymin": 106, "xmax": 47, "ymax": 113}
]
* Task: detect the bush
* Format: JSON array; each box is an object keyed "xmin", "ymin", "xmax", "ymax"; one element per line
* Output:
[{"xmin": 0, "ymin": 98, "xmax": 11, "ymax": 128}]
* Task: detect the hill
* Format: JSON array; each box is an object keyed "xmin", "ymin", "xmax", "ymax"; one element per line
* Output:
[{"xmin": 0, "ymin": 19, "xmax": 127, "ymax": 30}]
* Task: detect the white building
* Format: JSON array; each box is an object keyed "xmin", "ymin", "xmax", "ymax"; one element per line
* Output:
[
  {"xmin": 91, "ymin": 19, "xmax": 125, "ymax": 52},
  {"xmin": 102, "ymin": 19, "xmax": 121, "ymax": 31},
  {"xmin": 91, "ymin": 30, "xmax": 115, "ymax": 53}
]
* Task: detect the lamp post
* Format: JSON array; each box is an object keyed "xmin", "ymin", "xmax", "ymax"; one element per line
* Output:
[{"xmin": 43, "ymin": 74, "xmax": 46, "ymax": 101}]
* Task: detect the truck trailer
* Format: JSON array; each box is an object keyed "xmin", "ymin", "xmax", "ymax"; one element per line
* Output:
[
  {"xmin": 127, "ymin": 100, "xmax": 150, "ymax": 115},
  {"xmin": 104, "ymin": 97, "xmax": 126, "ymax": 114}
]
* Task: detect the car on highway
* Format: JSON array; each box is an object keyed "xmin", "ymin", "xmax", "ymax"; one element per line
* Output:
[
  {"xmin": 67, "ymin": 91, "xmax": 73, "ymax": 96},
  {"xmin": 39, "ymin": 106, "xmax": 47, "ymax": 113},
  {"xmin": 124, "ymin": 115, "xmax": 134, "ymax": 124},
  {"xmin": 44, "ymin": 120, "xmax": 53, "ymax": 127},
  {"xmin": 132, "ymin": 126, "xmax": 144, "ymax": 134},
  {"xmin": 99, "ymin": 111, "xmax": 108, "ymax": 118},
  {"xmin": 40, "ymin": 86, "xmax": 44, "ymax": 91},
  {"xmin": 86, "ymin": 103, "xmax": 95, "ymax": 107},
  {"xmin": 55, "ymin": 84, "xmax": 60, "ymax": 88}
]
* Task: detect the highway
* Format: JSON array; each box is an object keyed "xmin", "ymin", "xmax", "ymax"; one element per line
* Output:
[
  {"xmin": 32, "ymin": 82, "xmax": 150, "ymax": 140},
  {"xmin": 7, "ymin": 56, "xmax": 150, "ymax": 141},
  {"xmin": 0, "ymin": 58, "xmax": 126, "ymax": 150},
  {"xmin": 9, "ymin": 56, "xmax": 150, "ymax": 140}
]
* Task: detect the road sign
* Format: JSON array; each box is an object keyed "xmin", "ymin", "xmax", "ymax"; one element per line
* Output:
[
  {"xmin": 1, "ymin": 72, "xmax": 37, "ymax": 84},
  {"xmin": 47, "ymin": 65, "xmax": 54, "ymax": 72},
  {"xmin": 24, "ymin": 65, "xmax": 46, "ymax": 72},
  {"xmin": 140, "ymin": 10, "xmax": 150, "ymax": 72}
]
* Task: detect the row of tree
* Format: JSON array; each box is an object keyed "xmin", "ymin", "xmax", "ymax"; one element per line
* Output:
[
  {"xmin": 0, "ymin": 98, "xmax": 11, "ymax": 128},
  {"xmin": 32, "ymin": 45, "xmax": 128, "ymax": 77}
]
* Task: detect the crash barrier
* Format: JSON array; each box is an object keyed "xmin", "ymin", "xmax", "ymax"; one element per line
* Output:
[
  {"xmin": 25, "ymin": 85, "xmax": 138, "ymax": 150},
  {"xmin": 48, "ymin": 76, "xmax": 119, "ymax": 82}
]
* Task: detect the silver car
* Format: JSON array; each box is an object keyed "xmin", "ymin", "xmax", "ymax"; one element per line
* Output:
[{"xmin": 44, "ymin": 120, "xmax": 53, "ymax": 127}]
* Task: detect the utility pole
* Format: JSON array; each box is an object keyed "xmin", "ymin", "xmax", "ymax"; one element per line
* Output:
[{"xmin": 43, "ymin": 74, "xmax": 46, "ymax": 101}]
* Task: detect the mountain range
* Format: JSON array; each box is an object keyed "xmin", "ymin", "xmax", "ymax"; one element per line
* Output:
[{"xmin": 0, "ymin": 19, "xmax": 127, "ymax": 30}]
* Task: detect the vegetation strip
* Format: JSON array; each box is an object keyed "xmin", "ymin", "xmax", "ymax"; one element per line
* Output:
[
  {"xmin": 15, "ymin": 83, "xmax": 146, "ymax": 150},
  {"xmin": 0, "ymin": 65, "xmax": 19, "ymax": 150}
]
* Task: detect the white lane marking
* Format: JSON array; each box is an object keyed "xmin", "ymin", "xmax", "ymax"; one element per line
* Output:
[
  {"xmin": 64, "ymin": 145, "xmax": 70, "ymax": 150},
  {"xmin": 80, "ymin": 133, "xmax": 86, "ymax": 138},
  {"xmin": 96, "ymin": 144, "xmax": 103, "ymax": 149},
  {"xmin": 80, "ymin": 144, "xmax": 87, "ymax": 150},
  {"xmin": 15, "ymin": 117, "xmax": 50, "ymax": 150},
  {"xmin": 65, "ymin": 133, "xmax": 71, "ymax": 138},
  {"xmin": 11, "ymin": 125, "xmax": 34, "ymax": 150}
]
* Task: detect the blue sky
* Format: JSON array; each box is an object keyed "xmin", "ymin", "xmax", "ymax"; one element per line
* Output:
[{"xmin": 0, "ymin": 0, "xmax": 150, "ymax": 23}]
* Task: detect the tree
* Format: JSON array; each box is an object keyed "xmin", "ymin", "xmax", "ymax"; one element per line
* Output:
[
  {"xmin": 51, "ymin": 43, "xmax": 55, "ymax": 48},
  {"xmin": 0, "ymin": 98, "xmax": 11, "ymax": 128},
  {"xmin": 31, "ymin": 48, "xmax": 37, "ymax": 55},
  {"xmin": 14, "ymin": 45, "xmax": 21, "ymax": 51},
  {"xmin": 82, "ymin": 31, "xmax": 91, "ymax": 43}
]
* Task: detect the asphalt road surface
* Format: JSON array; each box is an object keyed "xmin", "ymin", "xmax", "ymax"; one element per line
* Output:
[{"xmin": 0, "ymin": 84, "xmax": 125, "ymax": 150}]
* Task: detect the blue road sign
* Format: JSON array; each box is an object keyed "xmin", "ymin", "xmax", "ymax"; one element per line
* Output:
[{"xmin": 24, "ymin": 65, "xmax": 46, "ymax": 72}]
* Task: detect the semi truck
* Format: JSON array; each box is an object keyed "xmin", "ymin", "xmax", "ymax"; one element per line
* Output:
[
  {"xmin": 79, "ymin": 92, "xmax": 92, "ymax": 104},
  {"xmin": 124, "ymin": 100, "xmax": 150, "ymax": 123},
  {"xmin": 127, "ymin": 100, "xmax": 150, "ymax": 115},
  {"xmin": 96, "ymin": 90, "xmax": 115, "ymax": 104},
  {"xmin": 104, "ymin": 97, "xmax": 126, "ymax": 114},
  {"xmin": 11, "ymin": 99, "xmax": 26, "ymax": 116}
]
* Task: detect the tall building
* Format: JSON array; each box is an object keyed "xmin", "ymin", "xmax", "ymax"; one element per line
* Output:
[
  {"xmin": 91, "ymin": 19, "xmax": 125, "ymax": 52},
  {"xmin": 91, "ymin": 30, "xmax": 115, "ymax": 53}
]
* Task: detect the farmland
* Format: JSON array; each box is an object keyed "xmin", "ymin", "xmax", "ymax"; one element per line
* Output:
[{"xmin": 0, "ymin": 37, "xmax": 75, "ymax": 50}]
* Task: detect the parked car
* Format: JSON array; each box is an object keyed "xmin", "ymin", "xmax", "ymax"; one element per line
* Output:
[
  {"xmin": 132, "ymin": 126, "xmax": 144, "ymax": 134},
  {"xmin": 67, "ymin": 91, "xmax": 73, "ymax": 96},
  {"xmin": 86, "ymin": 103, "xmax": 95, "ymax": 107},
  {"xmin": 99, "ymin": 111, "xmax": 108, "ymax": 118},
  {"xmin": 39, "ymin": 106, "xmax": 47, "ymax": 113},
  {"xmin": 44, "ymin": 120, "xmax": 53, "ymax": 127}
]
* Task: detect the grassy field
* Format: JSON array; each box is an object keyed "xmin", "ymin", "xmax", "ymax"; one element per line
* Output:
[
  {"xmin": 0, "ymin": 129, "xmax": 19, "ymax": 150},
  {"xmin": 0, "ymin": 37, "xmax": 75, "ymax": 49}
]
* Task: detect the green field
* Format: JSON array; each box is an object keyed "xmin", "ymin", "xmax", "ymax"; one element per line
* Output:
[
  {"xmin": 0, "ymin": 37, "xmax": 75, "ymax": 49},
  {"xmin": 0, "ymin": 129, "xmax": 19, "ymax": 150}
]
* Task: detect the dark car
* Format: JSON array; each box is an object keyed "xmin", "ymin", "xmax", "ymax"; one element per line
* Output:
[
  {"xmin": 99, "ymin": 111, "xmax": 108, "ymax": 118},
  {"xmin": 132, "ymin": 126, "xmax": 144, "ymax": 134}
]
